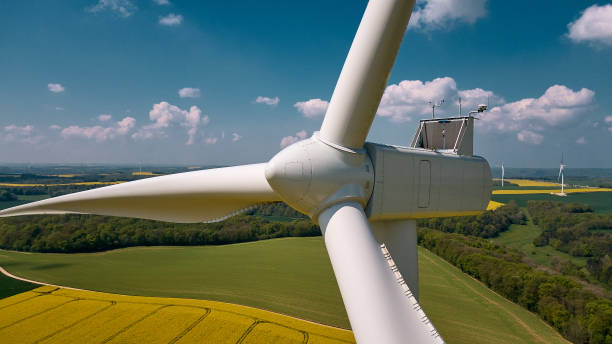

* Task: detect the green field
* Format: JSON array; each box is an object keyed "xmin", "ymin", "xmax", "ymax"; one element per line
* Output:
[
  {"xmin": 491, "ymin": 215, "xmax": 588, "ymax": 268},
  {"xmin": 492, "ymin": 191, "xmax": 612, "ymax": 213},
  {"xmin": 0, "ymin": 237, "xmax": 567, "ymax": 343},
  {"xmin": 0, "ymin": 269, "xmax": 37, "ymax": 299}
]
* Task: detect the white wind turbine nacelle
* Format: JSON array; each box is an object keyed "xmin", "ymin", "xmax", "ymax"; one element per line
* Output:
[{"xmin": 0, "ymin": 1, "xmax": 493, "ymax": 343}]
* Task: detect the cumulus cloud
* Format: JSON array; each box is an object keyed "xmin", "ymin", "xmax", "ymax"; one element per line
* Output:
[
  {"xmin": 480, "ymin": 85, "xmax": 594, "ymax": 132},
  {"xmin": 205, "ymin": 137, "xmax": 218, "ymax": 144},
  {"xmin": 132, "ymin": 101, "xmax": 208, "ymax": 145},
  {"xmin": 294, "ymin": 99, "xmax": 329, "ymax": 118},
  {"xmin": 61, "ymin": 117, "xmax": 136, "ymax": 142},
  {"xmin": 2, "ymin": 125, "xmax": 43, "ymax": 144},
  {"xmin": 178, "ymin": 87, "xmax": 200, "ymax": 98},
  {"xmin": 255, "ymin": 96, "xmax": 280, "ymax": 106},
  {"xmin": 517, "ymin": 130, "xmax": 543, "ymax": 145},
  {"xmin": 87, "ymin": 0, "xmax": 136, "ymax": 18},
  {"xmin": 232, "ymin": 132, "xmax": 242, "ymax": 142},
  {"xmin": 409, "ymin": 0, "xmax": 487, "ymax": 31},
  {"xmin": 377, "ymin": 77, "xmax": 503, "ymax": 122},
  {"xmin": 48, "ymin": 83, "xmax": 65, "ymax": 93},
  {"xmin": 280, "ymin": 130, "xmax": 307, "ymax": 148},
  {"xmin": 159, "ymin": 13, "xmax": 183, "ymax": 26},
  {"xmin": 49, "ymin": 125, "xmax": 62, "ymax": 130},
  {"xmin": 153, "ymin": 0, "xmax": 170, "ymax": 5},
  {"xmin": 98, "ymin": 114, "xmax": 112, "ymax": 122},
  {"xmin": 375, "ymin": 76, "xmax": 595, "ymax": 145},
  {"xmin": 567, "ymin": 4, "xmax": 612, "ymax": 46},
  {"xmin": 606, "ymin": 115, "xmax": 612, "ymax": 132},
  {"xmin": 576, "ymin": 137, "xmax": 586, "ymax": 144}
]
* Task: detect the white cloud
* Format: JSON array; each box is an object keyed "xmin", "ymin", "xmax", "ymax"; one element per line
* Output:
[
  {"xmin": 61, "ymin": 117, "xmax": 136, "ymax": 142},
  {"xmin": 517, "ymin": 130, "xmax": 543, "ymax": 145},
  {"xmin": 159, "ymin": 13, "xmax": 183, "ymax": 26},
  {"xmin": 377, "ymin": 77, "xmax": 503, "ymax": 122},
  {"xmin": 255, "ymin": 96, "xmax": 279, "ymax": 106},
  {"xmin": 567, "ymin": 4, "xmax": 612, "ymax": 46},
  {"xmin": 409, "ymin": 0, "xmax": 487, "ymax": 31},
  {"xmin": 153, "ymin": 0, "xmax": 170, "ymax": 5},
  {"xmin": 132, "ymin": 101, "xmax": 208, "ymax": 145},
  {"xmin": 178, "ymin": 87, "xmax": 200, "ymax": 98},
  {"xmin": 98, "ymin": 114, "xmax": 112, "ymax": 122},
  {"xmin": 55, "ymin": 107, "xmax": 64, "ymax": 111},
  {"xmin": 576, "ymin": 136, "xmax": 586, "ymax": 144},
  {"xmin": 87, "ymin": 0, "xmax": 136, "ymax": 18},
  {"xmin": 232, "ymin": 132, "xmax": 242, "ymax": 142},
  {"xmin": 48, "ymin": 83, "xmax": 65, "ymax": 93},
  {"xmin": 606, "ymin": 115, "xmax": 612, "ymax": 132},
  {"xmin": 205, "ymin": 137, "xmax": 218, "ymax": 144},
  {"xmin": 280, "ymin": 130, "xmax": 307, "ymax": 148},
  {"xmin": 479, "ymin": 85, "xmax": 595, "ymax": 133},
  {"xmin": 49, "ymin": 125, "xmax": 62, "ymax": 130},
  {"xmin": 3, "ymin": 125, "xmax": 44, "ymax": 144},
  {"xmin": 294, "ymin": 99, "xmax": 329, "ymax": 118}
]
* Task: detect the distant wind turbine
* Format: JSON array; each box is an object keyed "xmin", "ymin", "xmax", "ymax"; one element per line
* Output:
[{"xmin": 557, "ymin": 154, "xmax": 567, "ymax": 196}]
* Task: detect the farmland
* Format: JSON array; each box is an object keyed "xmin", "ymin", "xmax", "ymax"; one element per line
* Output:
[
  {"xmin": 0, "ymin": 237, "xmax": 568, "ymax": 343},
  {"xmin": 0, "ymin": 285, "xmax": 354, "ymax": 344}
]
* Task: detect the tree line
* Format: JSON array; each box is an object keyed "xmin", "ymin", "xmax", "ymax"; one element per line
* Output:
[
  {"xmin": 417, "ymin": 201, "xmax": 526, "ymax": 238},
  {"xmin": 0, "ymin": 213, "xmax": 320, "ymax": 253},
  {"xmin": 419, "ymin": 228, "xmax": 611, "ymax": 344}
]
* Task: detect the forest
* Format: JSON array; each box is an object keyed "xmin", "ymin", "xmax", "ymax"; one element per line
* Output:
[
  {"xmin": 529, "ymin": 201, "xmax": 612, "ymax": 287},
  {"xmin": 419, "ymin": 228, "xmax": 611, "ymax": 344}
]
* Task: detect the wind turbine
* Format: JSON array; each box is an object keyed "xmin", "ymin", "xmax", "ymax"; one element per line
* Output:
[
  {"xmin": 501, "ymin": 162, "xmax": 504, "ymax": 187},
  {"xmin": 558, "ymin": 154, "xmax": 566, "ymax": 196},
  {"xmin": 0, "ymin": 1, "xmax": 492, "ymax": 343}
]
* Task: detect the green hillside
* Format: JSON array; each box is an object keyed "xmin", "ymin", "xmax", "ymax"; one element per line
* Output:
[{"xmin": 0, "ymin": 237, "xmax": 567, "ymax": 343}]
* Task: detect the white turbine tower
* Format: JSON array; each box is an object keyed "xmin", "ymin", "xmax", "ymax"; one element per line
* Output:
[
  {"xmin": 501, "ymin": 162, "xmax": 505, "ymax": 187},
  {"xmin": 558, "ymin": 154, "xmax": 566, "ymax": 196},
  {"xmin": 0, "ymin": 1, "xmax": 492, "ymax": 343}
]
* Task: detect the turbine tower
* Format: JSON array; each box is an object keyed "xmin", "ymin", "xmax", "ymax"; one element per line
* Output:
[
  {"xmin": 0, "ymin": 1, "xmax": 492, "ymax": 343},
  {"xmin": 501, "ymin": 162, "xmax": 504, "ymax": 187},
  {"xmin": 558, "ymin": 154, "xmax": 566, "ymax": 196}
]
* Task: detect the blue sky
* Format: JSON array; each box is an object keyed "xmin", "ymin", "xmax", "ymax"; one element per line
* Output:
[{"xmin": 1, "ymin": 0, "xmax": 611, "ymax": 167}]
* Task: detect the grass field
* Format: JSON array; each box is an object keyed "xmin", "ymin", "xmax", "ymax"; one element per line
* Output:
[
  {"xmin": 491, "ymin": 214, "xmax": 588, "ymax": 268},
  {"xmin": 0, "ymin": 237, "xmax": 568, "ymax": 343},
  {"xmin": 0, "ymin": 269, "xmax": 37, "ymax": 299}
]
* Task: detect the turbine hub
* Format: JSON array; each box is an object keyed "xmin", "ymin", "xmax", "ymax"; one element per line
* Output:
[{"xmin": 265, "ymin": 133, "xmax": 374, "ymax": 222}]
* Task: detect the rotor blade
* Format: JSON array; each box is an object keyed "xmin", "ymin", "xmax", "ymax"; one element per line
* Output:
[
  {"xmin": 319, "ymin": 0, "xmax": 415, "ymax": 149},
  {"xmin": 0, "ymin": 164, "xmax": 280, "ymax": 223},
  {"xmin": 319, "ymin": 202, "xmax": 443, "ymax": 344}
]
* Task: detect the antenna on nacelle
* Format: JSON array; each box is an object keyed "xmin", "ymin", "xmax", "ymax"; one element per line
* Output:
[{"xmin": 428, "ymin": 99, "xmax": 444, "ymax": 119}]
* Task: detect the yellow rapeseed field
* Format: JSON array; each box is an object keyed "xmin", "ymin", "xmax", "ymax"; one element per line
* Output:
[
  {"xmin": 493, "ymin": 188, "xmax": 612, "ymax": 195},
  {"xmin": 132, "ymin": 172, "xmax": 162, "ymax": 176},
  {"xmin": 486, "ymin": 201, "xmax": 505, "ymax": 210},
  {"xmin": 0, "ymin": 286, "xmax": 355, "ymax": 344},
  {"xmin": 503, "ymin": 179, "xmax": 560, "ymax": 187}
]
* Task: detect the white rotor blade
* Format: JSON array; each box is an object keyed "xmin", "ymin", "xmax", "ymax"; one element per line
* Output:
[
  {"xmin": 319, "ymin": 202, "xmax": 443, "ymax": 344},
  {"xmin": 0, "ymin": 164, "xmax": 280, "ymax": 223},
  {"xmin": 319, "ymin": 0, "xmax": 415, "ymax": 149}
]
